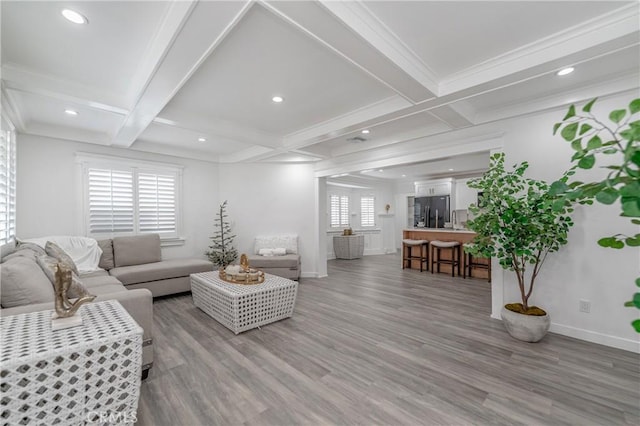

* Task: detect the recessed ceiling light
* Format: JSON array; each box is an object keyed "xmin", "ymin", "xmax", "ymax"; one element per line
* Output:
[
  {"xmin": 198, "ymin": 137, "xmax": 206, "ymax": 142},
  {"xmin": 401, "ymin": 174, "xmax": 406, "ymax": 178},
  {"xmin": 272, "ymin": 96, "xmax": 284, "ymax": 103},
  {"xmin": 361, "ymin": 129, "xmax": 370, "ymax": 134},
  {"xmin": 61, "ymin": 9, "xmax": 88, "ymax": 24},
  {"xmin": 378, "ymin": 169, "xmax": 384, "ymax": 172},
  {"xmin": 64, "ymin": 109, "xmax": 78, "ymax": 116},
  {"xmin": 448, "ymin": 168, "xmax": 454, "ymax": 171},
  {"xmin": 557, "ymin": 67, "xmax": 574, "ymax": 76}
]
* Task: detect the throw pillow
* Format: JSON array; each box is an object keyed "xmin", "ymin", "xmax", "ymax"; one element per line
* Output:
[
  {"xmin": 0, "ymin": 256, "xmax": 55, "ymax": 308},
  {"xmin": 97, "ymin": 239, "xmax": 115, "ymax": 270},
  {"xmin": 45, "ymin": 241, "xmax": 79, "ymax": 275},
  {"xmin": 36, "ymin": 255, "xmax": 93, "ymax": 299}
]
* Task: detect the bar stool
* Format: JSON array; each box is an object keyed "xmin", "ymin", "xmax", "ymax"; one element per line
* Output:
[
  {"xmin": 430, "ymin": 240, "xmax": 461, "ymax": 277},
  {"xmin": 463, "ymin": 243, "xmax": 492, "ymax": 282},
  {"xmin": 402, "ymin": 239, "xmax": 429, "ymax": 271}
]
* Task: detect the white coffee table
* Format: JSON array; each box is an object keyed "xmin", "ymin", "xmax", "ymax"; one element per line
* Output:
[
  {"xmin": 0, "ymin": 300, "xmax": 142, "ymax": 425},
  {"xmin": 190, "ymin": 271, "xmax": 298, "ymax": 334}
]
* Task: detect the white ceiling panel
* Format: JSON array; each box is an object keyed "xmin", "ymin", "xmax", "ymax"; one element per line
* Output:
[
  {"xmin": 8, "ymin": 89, "xmax": 125, "ymax": 136},
  {"xmin": 1, "ymin": 1, "xmax": 170, "ymax": 99},
  {"xmin": 462, "ymin": 46, "xmax": 640, "ymax": 115},
  {"xmin": 136, "ymin": 122, "xmax": 254, "ymax": 156},
  {"xmin": 364, "ymin": 1, "xmax": 631, "ymax": 77},
  {"xmin": 160, "ymin": 3, "xmax": 395, "ymax": 135}
]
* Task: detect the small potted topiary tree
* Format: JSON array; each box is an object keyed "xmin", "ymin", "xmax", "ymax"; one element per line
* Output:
[
  {"xmin": 206, "ymin": 200, "xmax": 238, "ymax": 268},
  {"xmin": 466, "ymin": 153, "xmax": 575, "ymax": 342}
]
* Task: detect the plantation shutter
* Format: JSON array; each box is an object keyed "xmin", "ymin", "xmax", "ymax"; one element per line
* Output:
[
  {"xmin": 87, "ymin": 168, "xmax": 134, "ymax": 234},
  {"xmin": 137, "ymin": 172, "xmax": 177, "ymax": 235},
  {"xmin": 361, "ymin": 196, "xmax": 375, "ymax": 227},
  {"xmin": 330, "ymin": 195, "xmax": 350, "ymax": 227},
  {"xmin": 0, "ymin": 123, "xmax": 16, "ymax": 244}
]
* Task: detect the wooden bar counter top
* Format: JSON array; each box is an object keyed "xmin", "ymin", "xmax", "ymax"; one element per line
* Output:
[{"xmin": 402, "ymin": 228, "xmax": 490, "ymax": 279}]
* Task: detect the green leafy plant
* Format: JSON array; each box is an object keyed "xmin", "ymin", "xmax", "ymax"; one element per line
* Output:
[
  {"xmin": 206, "ymin": 200, "xmax": 238, "ymax": 268},
  {"xmin": 552, "ymin": 97, "xmax": 640, "ymax": 332},
  {"xmin": 466, "ymin": 153, "xmax": 575, "ymax": 314}
]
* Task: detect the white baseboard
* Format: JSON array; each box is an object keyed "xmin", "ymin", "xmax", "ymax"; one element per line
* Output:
[
  {"xmin": 549, "ymin": 322, "xmax": 640, "ymax": 353},
  {"xmin": 490, "ymin": 314, "xmax": 639, "ymax": 353}
]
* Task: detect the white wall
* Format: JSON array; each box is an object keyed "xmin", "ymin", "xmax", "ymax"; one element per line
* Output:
[
  {"xmin": 16, "ymin": 134, "xmax": 219, "ymax": 260},
  {"xmin": 496, "ymin": 93, "xmax": 639, "ymax": 352},
  {"xmin": 454, "ymin": 177, "xmax": 479, "ymax": 210},
  {"xmin": 218, "ymin": 163, "xmax": 320, "ymax": 277}
]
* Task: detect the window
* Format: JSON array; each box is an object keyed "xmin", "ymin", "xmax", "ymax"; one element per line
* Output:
[
  {"xmin": 79, "ymin": 154, "xmax": 182, "ymax": 239},
  {"xmin": 330, "ymin": 194, "xmax": 349, "ymax": 228},
  {"xmin": 0, "ymin": 117, "xmax": 16, "ymax": 245},
  {"xmin": 361, "ymin": 196, "xmax": 375, "ymax": 227}
]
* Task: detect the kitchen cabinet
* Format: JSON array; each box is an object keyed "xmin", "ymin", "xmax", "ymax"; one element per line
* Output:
[{"xmin": 415, "ymin": 179, "xmax": 454, "ymax": 197}]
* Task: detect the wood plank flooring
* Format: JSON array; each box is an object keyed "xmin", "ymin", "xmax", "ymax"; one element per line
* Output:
[{"xmin": 137, "ymin": 254, "xmax": 640, "ymax": 425}]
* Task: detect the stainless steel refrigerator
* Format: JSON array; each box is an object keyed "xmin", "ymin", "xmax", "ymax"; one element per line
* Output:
[{"xmin": 414, "ymin": 195, "xmax": 450, "ymax": 228}]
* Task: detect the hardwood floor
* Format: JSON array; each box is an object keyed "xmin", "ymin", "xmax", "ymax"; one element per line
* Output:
[{"xmin": 137, "ymin": 254, "xmax": 640, "ymax": 425}]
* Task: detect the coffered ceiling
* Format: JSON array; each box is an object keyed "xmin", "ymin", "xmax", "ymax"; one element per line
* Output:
[{"xmin": 2, "ymin": 1, "xmax": 638, "ymax": 176}]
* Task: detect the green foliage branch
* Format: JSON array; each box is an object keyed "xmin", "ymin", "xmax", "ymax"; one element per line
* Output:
[
  {"xmin": 552, "ymin": 97, "xmax": 640, "ymax": 332},
  {"xmin": 205, "ymin": 200, "xmax": 238, "ymax": 268},
  {"xmin": 466, "ymin": 153, "xmax": 575, "ymax": 313}
]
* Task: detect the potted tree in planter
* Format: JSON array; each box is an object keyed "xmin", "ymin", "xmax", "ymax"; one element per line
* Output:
[
  {"xmin": 466, "ymin": 153, "xmax": 575, "ymax": 342},
  {"xmin": 206, "ymin": 200, "xmax": 238, "ymax": 268}
]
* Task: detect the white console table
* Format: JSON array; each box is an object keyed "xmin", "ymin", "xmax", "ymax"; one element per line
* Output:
[
  {"xmin": 0, "ymin": 300, "xmax": 143, "ymax": 425},
  {"xmin": 333, "ymin": 234, "xmax": 365, "ymax": 259}
]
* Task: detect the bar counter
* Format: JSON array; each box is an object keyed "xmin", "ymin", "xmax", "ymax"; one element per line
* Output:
[{"xmin": 402, "ymin": 228, "xmax": 490, "ymax": 279}]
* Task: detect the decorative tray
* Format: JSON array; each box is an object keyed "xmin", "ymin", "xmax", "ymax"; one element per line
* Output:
[{"xmin": 218, "ymin": 268, "xmax": 265, "ymax": 285}]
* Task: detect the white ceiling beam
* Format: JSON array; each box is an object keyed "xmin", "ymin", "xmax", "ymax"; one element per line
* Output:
[
  {"xmin": 440, "ymin": 3, "xmax": 640, "ymax": 96},
  {"xmin": 429, "ymin": 103, "xmax": 475, "ymax": 128},
  {"xmin": 1, "ymin": 84, "xmax": 26, "ymax": 133},
  {"xmin": 262, "ymin": 0, "xmax": 434, "ymax": 104},
  {"xmin": 317, "ymin": 0, "xmax": 440, "ymax": 98},
  {"xmin": 111, "ymin": 1, "xmax": 253, "ymax": 148},
  {"xmin": 282, "ymin": 96, "xmax": 410, "ymax": 150},
  {"xmin": 2, "ymin": 64, "xmax": 129, "ymax": 114},
  {"xmin": 219, "ymin": 145, "xmax": 275, "ymax": 163}
]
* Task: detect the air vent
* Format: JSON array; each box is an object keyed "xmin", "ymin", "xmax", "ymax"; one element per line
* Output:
[{"xmin": 347, "ymin": 136, "xmax": 367, "ymax": 143}]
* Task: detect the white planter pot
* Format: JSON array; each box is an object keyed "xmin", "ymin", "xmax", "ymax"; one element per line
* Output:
[{"xmin": 501, "ymin": 306, "xmax": 550, "ymax": 342}]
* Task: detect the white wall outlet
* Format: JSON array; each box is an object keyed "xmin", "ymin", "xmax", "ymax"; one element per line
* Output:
[{"xmin": 579, "ymin": 299, "xmax": 591, "ymax": 313}]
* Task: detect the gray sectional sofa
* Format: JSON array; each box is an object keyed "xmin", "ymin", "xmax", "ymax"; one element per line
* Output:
[{"xmin": 0, "ymin": 233, "xmax": 213, "ymax": 379}]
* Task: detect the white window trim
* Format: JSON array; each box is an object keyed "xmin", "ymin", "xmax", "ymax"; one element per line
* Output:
[
  {"xmin": 0, "ymin": 115, "xmax": 17, "ymax": 246},
  {"xmin": 360, "ymin": 195, "xmax": 376, "ymax": 227},
  {"xmin": 329, "ymin": 193, "xmax": 350, "ymax": 228},
  {"xmin": 76, "ymin": 153, "xmax": 184, "ymax": 243}
]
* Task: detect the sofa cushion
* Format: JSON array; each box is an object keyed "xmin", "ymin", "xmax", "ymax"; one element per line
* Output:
[
  {"xmin": 97, "ymin": 239, "xmax": 115, "ymax": 270},
  {"xmin": 45, "ymin": 241, "xmax": 79, "ymax": 275},
  {"xmin": 2, "ymin": 243, "xmax": 43, "ymax": 262},
  {"xmin": 80, "ymin": 270, "xmax": 110, "ymax": 279},
  {"xmin": 113, "ymin": 234, "xmax": 161, "ymax": 267},
  {"xmin": 81, "ymin": 275, "xmax": 124, "ymax": 289},
  {"xmin": 109, "ymin": 258, "xmax": 212, "ymax": 286},
  {"xmin": 0, "ymin": 256, "xmax": 55, "ymax": 308},
  {"xmin": 85, "ymin": 283, "xmax": 127, "ymax": 296},
  {"xmin": 247, "ymin": 254, "xmax": 300, "ymax": 269},
  {"xmin": 35, "ymin": 255, "xmax": 93, "ymax": 299}
]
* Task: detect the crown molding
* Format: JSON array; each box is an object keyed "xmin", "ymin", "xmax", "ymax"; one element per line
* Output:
[
  {"xmin": 219, "ymin": 145, "xmax": 274, "ymax": 163},
  {"xmin": 1, "ymin": 85, "xmax": 26, "ymax": 133},
  {"xmin": 440, "ymin": 3, "xmax": 640, "ymax": 95}
]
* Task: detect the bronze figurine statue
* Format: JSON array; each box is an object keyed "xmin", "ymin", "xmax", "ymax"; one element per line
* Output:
[{"xmin": 53, "ymin": 263, "xmax": 95, "ymax": 318}]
